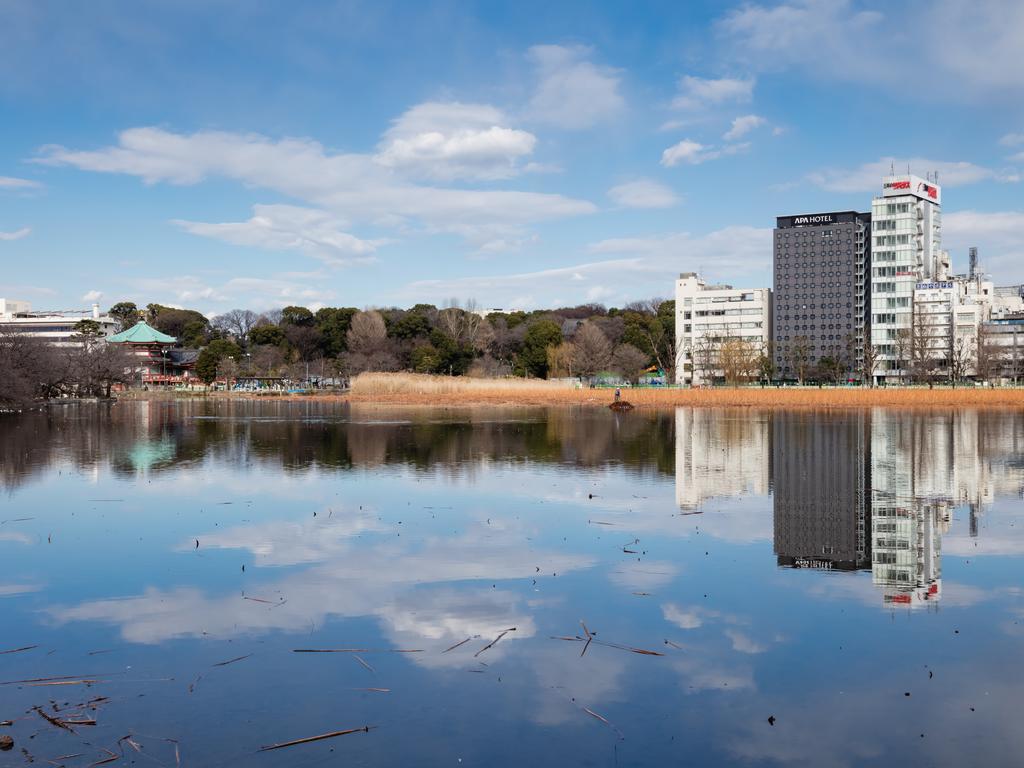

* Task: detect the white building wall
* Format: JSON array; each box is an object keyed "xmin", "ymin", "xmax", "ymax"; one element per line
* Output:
[
  {"xmin": 869, "ymin": 175, "xmax": 945, "ymax": 383},
  {"xmin": 0, "ymin": 298, "xmax": 118, "ymax": 346},
  {"xmin": 674, "ymin": 273, "xmax": 772, "ymax": 386}
]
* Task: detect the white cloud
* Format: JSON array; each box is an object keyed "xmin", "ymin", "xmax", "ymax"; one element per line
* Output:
[
  {"xmin": 661, "ymin": 139, "xmax": 709, "ymax": 166},
  {"xmin": 526, "ymin": 44, "xmax": 625, "ymax": 129},
  {"xmin": 717, "ymin": 0, "xmax": 1024, "ymax": 96},
  {"xmin": 663, "ymin": 603, "xmax": 704, "ymax": 629},
  {"xmin": 375, "ymin": 102, "xmax": 537, "ymax": 181},
  {"xmin": 804, "ymin": 157, "xmax": 1017, "ymax": 193},
  {"xmin": 127, "ymin": 272, "xmax": 340, "ymax": 312},
  {"xmin": 173, "ymin": 204, "xmax": 384, "ymax": 266},
  {"xmin": 81, "ymin": 290, "xmax": 103, "ymax": 302},
  {"xmin": 999, "ymin": 132, "xmax": 1024, "ymax": 147},
  {"xmin": 399, "ymin": 224, "xmax": 770, "ymax": 308},
  {"xmin": 0, "ymin": 227, "xmax": 31, "ymax": 241},
  {"xmin": 723, "ymin": 114, "xmax": 766, "ymax": 141},
  {"xmin": 0, "ymin": 176, "xmax": 42, "ymax": 190},
  {"xmin": 661, "ymin": 139, "xmax": 748, "ymax": 167},
  {"xmin": 671, "ymin": 75, "xmax": 754, "ymax": 112},
  {"xmin": 724, "ymin": 628, "xmax": 766, "ymax": 654},
  {"xmin": 36, "ymin": 126, "xmax": 596, "ymax": 251},
  {"xmin": 944, "ymin": 210, "xmax": 1024, "ymax": 282},
  {"xmin": 607, "ymin": 179, "xmax": 679, "ymax": 208}
]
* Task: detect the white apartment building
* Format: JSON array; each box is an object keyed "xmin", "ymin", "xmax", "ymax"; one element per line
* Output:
[
  {"xmin": 674, "ymin": 273, "xmax": 772, "ymax": 386},
  {"xmin": 911, "ymin": 275, "xmax": 992, "ymax": 378},
  {"xmin": 869, "ymin": 175, "xmax": 949, "ymax": 384},
  {"xmin": 0, "ymin": 298, "xmax": 118, "ymax": 346}
]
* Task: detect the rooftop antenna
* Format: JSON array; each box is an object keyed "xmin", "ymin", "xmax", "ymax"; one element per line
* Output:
[
  {"xmin": 969, "ymin": 247, "xmax": 978, "ymax": 279},
  {"xmin": 935, "ymin": 170, "xmax": 939, "ymax": 185},
  {"xmin": 890, "ymin": 160, "xmax": 895, "ymax": 175}
]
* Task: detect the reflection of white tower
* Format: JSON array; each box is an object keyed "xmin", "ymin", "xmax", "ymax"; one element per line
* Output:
[
  {"xmin": 871, "ymin": 500, "xmax": 949, "ymax": 607},
  {"xmin": 674, "ymin": 408, "xmax": 769, "ymax": 511},
  {"xmin": 870, "ymin": 409, "xmax": 952, "ymax": 607}
]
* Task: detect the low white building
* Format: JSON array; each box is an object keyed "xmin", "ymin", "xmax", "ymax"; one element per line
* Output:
[
  {"xmin": 674, "ymin": 273, "xmax": 772, "ymax": 386},
  {"xmin": 0, "ymin": 298, "xmax": 118, "ymax": 346}
]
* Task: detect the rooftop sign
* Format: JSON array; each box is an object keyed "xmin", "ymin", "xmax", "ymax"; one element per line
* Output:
[{"xmin": 882, "ymin": 174, "xmax": 941, "ymax": 204}]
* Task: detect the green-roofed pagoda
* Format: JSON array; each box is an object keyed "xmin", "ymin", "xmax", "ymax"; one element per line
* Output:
[
  {"xmin": 106, "ymin": 320, "xmax": 177, "ymax": 344},
  {"xmin": 107, "ymin": 321, "xmax": 182, "ymax": 383}
]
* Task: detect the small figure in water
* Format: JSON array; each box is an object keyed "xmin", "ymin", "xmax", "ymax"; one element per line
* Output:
[{"xmin": 614, "ymin": 387, "xmax": 621, "ymax": 402}]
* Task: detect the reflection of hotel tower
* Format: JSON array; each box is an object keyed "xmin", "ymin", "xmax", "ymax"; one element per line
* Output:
[
  {"xmin": 868, "ymin": 412, "xmax": 951, "ymax": 607},
  {"xmin": 772, "ymin": 411, "xmax": 871, "ymax": 570},
  {"xmin": 768, "ymin": 410, "xmax": 1016, "ymax": 606},
  {"xmin": 674, "ymin": 409, "xmax": 770, "ymax": 511}
]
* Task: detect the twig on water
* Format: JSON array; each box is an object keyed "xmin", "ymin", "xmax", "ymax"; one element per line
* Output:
[
  {"xmin": 582, "ymin": 707, "xmax": 625, "ymax": 740},
  {"xmin": 32, "ymin": 707, "xmax": 74, "ymax": 733},
  {"xmin": 212, "ymin": 653, "xmax": 253, "ymax": 668},
  {"xmin": 474, "ymin": 628, "xmax": 516, "ymax": 658},
  {"xmin": 442, "ymin": 637, "xmax": 473, "ymax": 654},
  {"xmin": 258, "ymin": 725, "xmax": 374, "ymax": 752},
  {"xmin": 293, "ymin": 648, "xmax": 423, "ymax": 654},
  {"xmin": 352, "ymin": 654, "xmax": 375, "ymax": 673},
  {"xmin": 0, "ymin": 645, "xmax": 38, "ymax": 655}
]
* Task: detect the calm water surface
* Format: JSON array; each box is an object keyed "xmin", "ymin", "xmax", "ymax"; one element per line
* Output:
[{"xmin": 1, "ymin": 401, "xmax": 1023, "ymax": 767}]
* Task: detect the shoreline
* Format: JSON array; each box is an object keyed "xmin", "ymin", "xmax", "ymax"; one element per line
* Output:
[{"xmin": 113, "ymin": 386, "xmax": 1024, "ymax": 409}]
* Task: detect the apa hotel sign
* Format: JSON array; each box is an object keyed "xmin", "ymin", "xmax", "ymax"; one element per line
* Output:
[{"xmin": 792, "ymin": 214, "xmax": 834, "ymax": 225}]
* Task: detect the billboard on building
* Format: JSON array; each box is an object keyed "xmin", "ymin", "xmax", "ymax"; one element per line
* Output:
[{"xmin": 882, "ymin": 174, "xmax": 941, "ymax": 204}]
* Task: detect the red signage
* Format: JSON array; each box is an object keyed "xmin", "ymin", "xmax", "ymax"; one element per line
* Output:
[
  {"xmin": 918, "ymin": 183, "xmax": 938, "ymax": 199},
  {"xmin": 885, "ymin": 180, "xmax": 911, "ymax": 190}
]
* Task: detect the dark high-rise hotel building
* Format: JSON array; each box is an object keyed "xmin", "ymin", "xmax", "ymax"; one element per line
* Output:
[{"xmin": 773, "ymin": 211, "xmax": 871, "ymax": 380}]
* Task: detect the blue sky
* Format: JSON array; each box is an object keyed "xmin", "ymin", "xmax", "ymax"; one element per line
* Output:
[{"xmin": 2, "ymin": 0, "xmax": 1023, "ymax": 315}]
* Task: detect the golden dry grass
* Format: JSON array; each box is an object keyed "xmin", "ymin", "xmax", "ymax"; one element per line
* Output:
[{"xmin": 343, "ymin": 372, "xmax": 1024, "ymax": 409}]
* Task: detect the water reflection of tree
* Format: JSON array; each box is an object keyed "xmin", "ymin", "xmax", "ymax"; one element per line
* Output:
[{"xmin": 0, "ymin": 401, "xmax": 678, "ymax": 489}]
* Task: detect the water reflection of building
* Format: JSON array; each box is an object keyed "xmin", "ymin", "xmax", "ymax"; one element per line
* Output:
[
  {"xmin": 868, "ymin": 411, "xmax": 952, "ymax": 607},
  {"xmin": 772, "ymin": 411, "xmax": 871, "ymax": 571},
  {"xmin": 674, "ymin": 409, "xmax": 770, "ymax": 511},
  {"xmin": 870, "ymin": 499, "xmax": 948, "ymax": 606}
]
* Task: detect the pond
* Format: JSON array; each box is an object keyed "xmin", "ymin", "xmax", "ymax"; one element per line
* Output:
[{"xmin": 1, "ymin": 401, "xmax": 1022, "ymax": 766}]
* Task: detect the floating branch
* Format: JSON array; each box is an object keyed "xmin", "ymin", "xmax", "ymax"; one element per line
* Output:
[{"xmin": 258, "ymin": 725, "xmax": 375, "ymax": 752}]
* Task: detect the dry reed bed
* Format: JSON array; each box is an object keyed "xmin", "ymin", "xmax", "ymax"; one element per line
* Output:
[{"xmin": 346, "ymin": 373, "xmax": 1024, "ymax": 409}]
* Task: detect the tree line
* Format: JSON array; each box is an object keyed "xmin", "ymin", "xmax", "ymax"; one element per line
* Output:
[
  {"xmin": 0, "ymin": 326, "xmax": 135, "ymax": 410},
  {"xmin": 99, "ymin": 299, "xmax": 677, "ymax": 386}
]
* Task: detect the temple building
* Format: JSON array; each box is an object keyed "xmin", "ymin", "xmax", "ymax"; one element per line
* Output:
[{"xmin": 106, "ymin": 321, "xmax": 194, "ymax": 384}]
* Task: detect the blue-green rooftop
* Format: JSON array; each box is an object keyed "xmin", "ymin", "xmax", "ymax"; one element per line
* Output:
[{"xmin": 107, "ymin": 321, "xmax": 176, "ymax": 344}]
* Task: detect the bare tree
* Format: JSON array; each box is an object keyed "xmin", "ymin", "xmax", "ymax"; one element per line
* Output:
[
  {"xmin": 862, "ymin": 339, "xmax": 880, "ymax": 387},
  {"xmin": 284, "ymin": 324, "xmax": 322, "ymax": 361},
  {"xmin": 571, "ymin": 322, "xmax": 613, "ymax": 378},
  {"xmin": 68, "ymin": 342, "xmax": 134, "ymax": 398},
  {"xmin": 0, "ymin": 330, "xmax": 51, "ymax": 408},
  {"xmin": 217, "ymin": 357, "xmax": 240, "ymax": 384},
  {"xmin": 250, "ymin": 344, "xmax": 286, "ymax": 377},
  {"xmin": 783, "ymin": 335, "xmax": 812, "ymax": 384},
  {"xmin": 611, "ymin": 343, "xmax": 649, "ymax": 383},
  {"xmin": 437, "ymin": 299, "xmax": 483, "ymax": 347},
  {"xmin": 908, "ymin": 309, "xmax": 939, "ymax": 384},
  {"xmin": 975, "ymin": 325, "xmax": 1000, "ymax": 385},
  {"xmin": 213, "ymin": 309, "xmax": 259, "ymax": 343},
  {"xmin": 718, "ymin": 338, "xmax": 759, "ymax": 386},
  {"xmin": 948, "ymin": 335, "xmax": 973, "ymax": 386},
  {"xmin": 692, "ymin": 334, "xmax": 719, "ymax": 386},
  {"xmin": 346, "ymin": 310, "xmax": 388, "ymax": 355},
  {"xmin": 546, "ymin": 342, "xmax": 575, "ymax": 378},
  {"xmin": 757, "ymin": 340, "xmax": 776, "ymax": 384}
]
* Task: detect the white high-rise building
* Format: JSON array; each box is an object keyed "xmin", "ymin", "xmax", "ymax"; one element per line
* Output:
[
  {"xmin": 674, "ymin": 273, "xmax": 772, "ymax": 386},
  {"xmin": 869, "ymin": 175, "xmax": 949, "ymax": 384}
]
